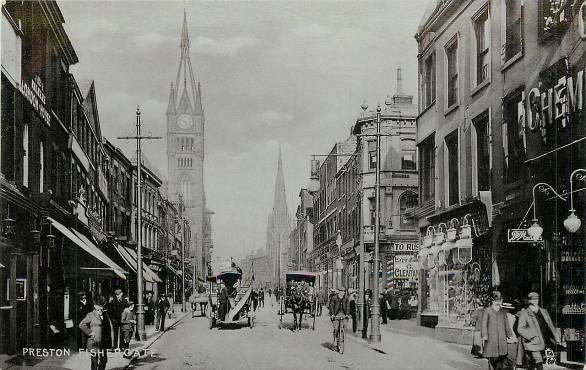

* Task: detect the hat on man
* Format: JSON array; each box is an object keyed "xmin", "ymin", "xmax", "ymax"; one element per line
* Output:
[
  {"xmin": 114, "ymin": 289, "xmax": 123, "ymax": 295},
  {"xmin": 94, "ymin": 296, "xmax": 107, "ymax": 307},
  {"xmin": 502, "ymin": 302, "xmax": 514, "ymax": 309},
  {"xmin": 527, "ymin": 292, "xmax": 539, "ymax": 300}
]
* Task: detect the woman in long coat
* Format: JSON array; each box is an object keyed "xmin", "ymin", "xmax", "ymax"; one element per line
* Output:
[
  {"xmin": 481, "ymin": 291, "xmax": 513, "ymax": 369},
  {"xmin": 79, "ymin": 296, "xmax": 113, "ymax": 370}
]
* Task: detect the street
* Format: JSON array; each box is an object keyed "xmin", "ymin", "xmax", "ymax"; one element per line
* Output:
[{"xmin": 127, "ymin": 296, "xmax": 485, "ymax": 370}]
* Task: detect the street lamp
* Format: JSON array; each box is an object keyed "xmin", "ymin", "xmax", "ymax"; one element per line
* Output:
[
  {"xmin": 528, "ymin": 183, "xmax": 567, "ymax": 241},
  {"xmin": 564, "ymin": 169, "xmax": 586, "ymax": 233}
]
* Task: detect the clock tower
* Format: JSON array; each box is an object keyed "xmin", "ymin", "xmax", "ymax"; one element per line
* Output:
[{"xmin": 166, "ymin": 10, "xmax": 209, "ymax": 274}]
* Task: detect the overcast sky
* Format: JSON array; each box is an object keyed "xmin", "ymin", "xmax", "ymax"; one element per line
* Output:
[{"xmin": 59, "ymin": 0, "xmax": 429, "ymax": 261}]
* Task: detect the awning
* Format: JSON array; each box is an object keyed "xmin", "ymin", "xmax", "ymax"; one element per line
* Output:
[
  {"xmin": 114, "ymin": 244, "xmax": 162, "ymax": 283},
  {"xmin": 166, "ymin": 264, "xmax": 179, "ymax": 276},
  {"xmin": 47, "ymin": 217, "xmax": 127, "ymax": 280}
]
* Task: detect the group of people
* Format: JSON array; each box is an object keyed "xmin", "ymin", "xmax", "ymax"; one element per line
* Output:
[
  {"xmin": 76, "ymin": 289, "xmax": 172, "ymax": 370},
  {"xmin": 250, "ymin": 287, "xmax": 265, "ymax": 311},
  {"xmin": 379, "ymin": 287, "xmax": 418, "ymax": 323},
  {"xmin": 470, "ymin": 291, "xmax": 562, "ymax": 370}
]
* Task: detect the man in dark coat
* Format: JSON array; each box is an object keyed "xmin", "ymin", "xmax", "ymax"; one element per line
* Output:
[
  {"xmin": 481, "ymin": 291, "xmax": 514, "ymax": 369},
  {"xmin": 329, "ymin": 288, "xmax": 349, "ymax": 342},
  {"xmin": 380, "ymin": 291, "xmax": 388, "ymax": 324},
  {"xmin": 106, "ymin": 289, "xmax": 126, "ymax": 350},
  {"xmin": 155, "ymin": 294, "xmax": 171, "ymax": 331},
  {"xmin": 218, "ymin": 281, "xmax": 229, "ymax": 321},
  {"xmin": 77, "ymin": 292, "xmax": 92, "ymax": 350},
  {"xmin": 79, "ymin": 296, "xmax": 112, "ymax": 370}
]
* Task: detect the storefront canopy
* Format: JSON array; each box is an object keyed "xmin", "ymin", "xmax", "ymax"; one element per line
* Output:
[
  {"xmin": 114, "ymin": 244, "xmax": 162, "ymax": 283},
  {"xmin": 47, "ymin": 217, "xmax": 127, "ymax": 280}
]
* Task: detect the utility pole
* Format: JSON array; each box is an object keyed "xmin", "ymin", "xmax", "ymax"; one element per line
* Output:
[
  {"xmin": 178, "ymin": 193, "xmax": 186, "ymax": 313},
  {"xmin": 117, "ymin": 106, "xmax": 162, "ymax": 341},
  {"xmin": 370, "ymin": 104, "xmax": 382, "ymax": 343}
]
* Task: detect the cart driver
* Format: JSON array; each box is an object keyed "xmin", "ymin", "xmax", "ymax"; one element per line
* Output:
[
  {"xmin": 329, "ymin": 287, "xmax": 349, "ymax": 342},
  {"xmin": 218, "ymin": 281, "xmax": 229, "ymax": 321}
]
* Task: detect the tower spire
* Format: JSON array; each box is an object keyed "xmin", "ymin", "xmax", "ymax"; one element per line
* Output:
[
  {"xmin": 180, "ymin": 8, "xmax": 189, "ymax": 52},
  {"xmin": 167, "ymin": 83, "xmax": 176, "ymax": 114},
  {"xmin": 195, "ymin": 82, "xmax": 203, "ymax": 114}
]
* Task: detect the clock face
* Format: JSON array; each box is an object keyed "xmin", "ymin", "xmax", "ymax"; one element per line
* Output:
[{"xmin": 177, "ymin": 114, "xmax": 193, "ymax": 129}]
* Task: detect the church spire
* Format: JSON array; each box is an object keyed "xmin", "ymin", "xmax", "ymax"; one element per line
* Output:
[
  {"xmin": 273, "ymin": 146, "xmax": 288, "ymax": 216},
  {"xmin": 180, "ymin": 8, "xmax": 190, "ymax": 53},
  {"xmin": 166, "ymin": 83, "xmax": 176, "ymax": 114},
  {"xmin": 195, "ymin": 82, "xmax": 203, "ymax": 114}
]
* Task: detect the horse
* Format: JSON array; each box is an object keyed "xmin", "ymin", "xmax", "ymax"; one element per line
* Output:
[{"xmin": 290, "ymin": 288, "xmax": 308, "ymax": 331}]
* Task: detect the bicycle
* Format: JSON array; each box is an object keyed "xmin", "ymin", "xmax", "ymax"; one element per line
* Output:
[{"xmin": 332, "ymin": 315, "xmax": 348, "ymax": 354}]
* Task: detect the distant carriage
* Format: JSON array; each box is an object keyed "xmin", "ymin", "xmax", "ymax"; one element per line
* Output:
[
  {"xmin": 206, "ymin": 270, "xmax": 255, "ymax": 329},
  {"xmin": 278, "ymin": 271, "xmax": 318, "ymax": 330}
]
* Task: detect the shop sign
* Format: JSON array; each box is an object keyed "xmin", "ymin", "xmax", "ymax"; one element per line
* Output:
[
  {"xmin": 507, "ymin": 229, "xmax": 543, "ymax": 243},
  {"xmin": 391, "ymin": 242, "xmax": 419, "ymax": 253},
  {"xmin": 520, "ymin": 59, "xmax": 585, "ymax": 146},
  {"xmin": 20, "ymin": 75, "xmax": 51, "ymax": 127},
  {"xmin": 393, "ymin": 254, "xmax": 418, "ymax": 280}
]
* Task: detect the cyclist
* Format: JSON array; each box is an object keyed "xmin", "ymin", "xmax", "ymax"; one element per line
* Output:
[{"xmin": 329, "ymin": 287, "xmax": 349, "ymax": 345}]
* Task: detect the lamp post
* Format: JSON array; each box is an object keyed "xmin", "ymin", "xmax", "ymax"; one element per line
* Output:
[
  {"xmin": 527, "ymin": 183, "xmax": 567, "ymax": 241},
  {"xmin": 117, "ymin": 107, "xmax": 162, "ymax": 341},
  {"xmin": 564, "ymin": 169, "xmax": 586, "ymax": 233}
]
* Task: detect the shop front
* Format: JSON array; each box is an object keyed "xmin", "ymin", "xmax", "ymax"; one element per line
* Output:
[{"xmin": 417, "ymin": 201, "xmax": 492, "ymax": 344}]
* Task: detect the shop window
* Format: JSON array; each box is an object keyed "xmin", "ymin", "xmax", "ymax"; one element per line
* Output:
[
  {"xmin": 473, "ymin": 111, "xmax": 491, "ymax": 192},
  {"xmin": 502, "ymin": 0, "xmax": 523, "ymax": 64},
  {"xmin": 473, "ymin": 6, "xmax": 490, "ymax": 86},
  {"xmin": 418, "ymin": 135, "xmax": 435, "ymax": 202},
  {"xmin": 445, "ymin": 132, "xmax": 459, "ymax": 206},
  {"xmin": 502, "ymin": 89, "xmax": 525, "ymax": 183},
  {"xmin": 445, "ymin": 37, "xmax": 459, "ymax": 108},
  {"xmin": 422, "ymin": 52, "xmax": 436, "ymax": 109}
]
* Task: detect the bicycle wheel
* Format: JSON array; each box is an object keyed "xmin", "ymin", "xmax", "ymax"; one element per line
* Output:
[{"xmin": 339, "ymin": 328, "xmax": 345, "ymax": 354}]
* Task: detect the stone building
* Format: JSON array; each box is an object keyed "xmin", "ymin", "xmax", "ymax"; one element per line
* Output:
[{"xmin": 413, "ymin": 1, "xmax": 586, "ymax": 364}]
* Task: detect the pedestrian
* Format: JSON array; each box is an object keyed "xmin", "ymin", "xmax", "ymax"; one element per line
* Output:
[
  {"xmin": 362, "ymin": 289, "xmax": 372, "ymax": 339},
  {"xmin": 79, "ymin": 296, "xmax": 112, "ymax": 370},
  {"xmin": 120, "ymin": 301, "xmax": 136, "ymax": 353},
  {"xmin": 250, "ymin": 289, "xmax": 258, "ymax": 311},
  {"xmin": 481, "ymin": 291, "xmax": 514, "ymax": 370},
  {"xmin": 380, "ymin": 290, "xmax": 388, "ymax": 324},
  {"xmin": 349, "ymin": 289, "xmax": 357, "ymax": 333},
  {"xmin": 502, "ymin": 302, "xmax": 520, "ymax": 368},
  {"xmin": 516, "ymin": 292, "xmax": 562, "ymax": 370},
  {"xmin": 259, "ymin": 287, "xmax": 265, "ymax": 308},
  {"xmin": 470, "ymin": 299, "xmax": 485, "ymax": 358},
  {"xmin": 408, "ymin": 292, "xmax": 418, "ymax": 318},
  {"xmin": 155, "ymin": 294, "xmax": 171, "ymax": 331},
  {"xmin": 77, "ymin": 292, "xmax": 92, "ymax": 350},
  {"xmin": 389, "ymin": 289, "xmax": 400, "ymax": 320},
  {"xmin": 106, "ymin": 289, "xmax": 126, "ymax": 350}
]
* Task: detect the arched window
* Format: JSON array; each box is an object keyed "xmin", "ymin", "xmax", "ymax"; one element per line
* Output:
[{"xmin": 399, "ymin": 192, "xmax": 418, "ymax": 228}]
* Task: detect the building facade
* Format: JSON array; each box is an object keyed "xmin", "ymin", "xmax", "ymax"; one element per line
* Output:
[
  {"xmin": 289, "ymin": 189, "xmax": 314, "ymax": 272},
  {"xmin": 414, "ymin": 1, "xmax": 586, "ymax": 365}
]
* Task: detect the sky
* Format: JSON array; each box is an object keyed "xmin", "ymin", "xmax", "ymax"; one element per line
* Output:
[{"xmin": 59, "ymin": 0, "xmax": 429, "ymax": 261}]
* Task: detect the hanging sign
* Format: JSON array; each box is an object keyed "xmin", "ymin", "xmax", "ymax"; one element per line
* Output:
[
  {"xmin": 393, "ymin": 255, "xmax": 418, "ymax": 280},
  {"xmin": 20, "ymin": 75, "xmax": 51, "ymax": 127},
  {"xmin": 507, "ymin": 229, "xmax": 543, "ymax": 243}
]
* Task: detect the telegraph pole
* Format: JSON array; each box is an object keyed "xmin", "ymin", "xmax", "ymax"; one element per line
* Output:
[
  {"xmin": 178, "ymin": 193, "xmax": 187, "ymax": 312},
  {"xmin": 117, "ymin": 106, "xmax": 162, "ymax": 341}
]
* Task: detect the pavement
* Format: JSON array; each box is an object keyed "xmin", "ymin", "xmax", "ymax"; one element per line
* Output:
[{"xmin": 0, "ymin": 303, "xmax": 190, "ymax": 370}]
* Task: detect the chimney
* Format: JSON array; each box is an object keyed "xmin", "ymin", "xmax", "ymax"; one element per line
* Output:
[{"xmin": 396, "ymin": 68, "xmax": 403, "ymax": 95}]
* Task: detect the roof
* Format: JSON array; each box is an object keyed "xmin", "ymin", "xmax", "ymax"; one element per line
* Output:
[{"xmin": 77, "ymin": 79, "xmax": 93, "ymax": 98}]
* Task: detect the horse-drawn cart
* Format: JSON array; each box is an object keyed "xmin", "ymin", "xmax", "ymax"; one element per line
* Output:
[
  {"xmin": 278, "ymin": 271, "xmax": 318, "ymax": 330},
  {"xmin": 207, "ymin": 270, "xmax": 255, "ymax": 329}
]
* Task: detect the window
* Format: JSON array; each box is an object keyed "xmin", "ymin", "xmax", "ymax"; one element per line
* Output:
[
  {"xmin": 502, "ymin": 0, "xmax": 523, "ymax": 63},
  {"xmin": 473, "ymin": 112, "xmax": 491, "ymax": 192},
  {"xmin": 445, "ymin": 132, "xmax": 459, "ymax": 206},
  {"xmin": 399, "ymin": 192, "xmax": 418, "ymax": 228},
  {"xmin": 446, "ymin": 38, "xmax": 459, "ymax": 108},
  {"xmin": 502, "ymin": 89, "xmax": 525, "ymax": 183},
  {"xmin": 422, "ymin": 53, "xmax": 436, "ymax": 108},
  {"xmin": 473, "ymin": 7, "xmax": 490, "ymax": 85},
  {"xmin": 23, "ymin": 122, "xmax": 29, "ymax": 187},
  {"xmin": 369, "ymin": 150, "xmax": 377, "ymax": 169},
  {"xmin": 401, "ymin": 139, "xmax": 416, "ymax": 170},
  {"xmin": 418, "ymin": 136, "xmax": 435, "ymax": 202}
]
